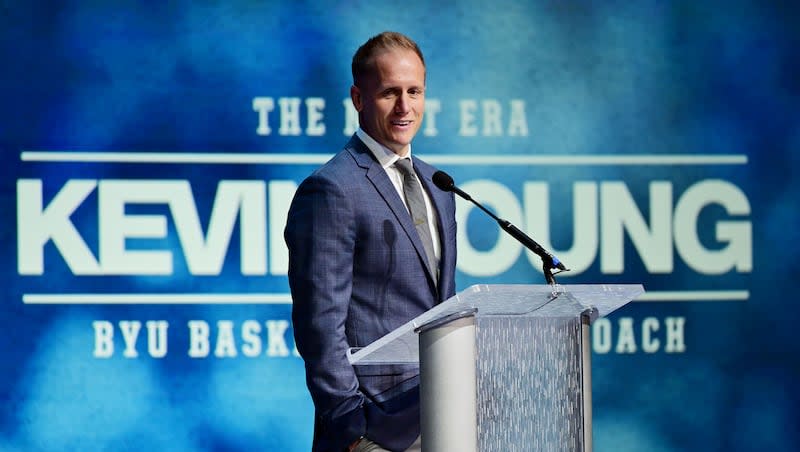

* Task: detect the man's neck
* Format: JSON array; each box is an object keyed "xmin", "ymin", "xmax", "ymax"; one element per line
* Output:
[{"xmin": 356, "ymin": 128, "xmax": 412, "ymax": 166}]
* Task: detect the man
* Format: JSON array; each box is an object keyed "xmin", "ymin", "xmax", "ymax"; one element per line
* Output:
[{"xmin": 285, "ymin": 31, "xmax": 457, "ymax": 452}]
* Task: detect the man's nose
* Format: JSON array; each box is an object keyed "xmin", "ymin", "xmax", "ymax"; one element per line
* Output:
[{"xmin": 395, "ymin": 94, "xmax": 410, "ymax": 113}]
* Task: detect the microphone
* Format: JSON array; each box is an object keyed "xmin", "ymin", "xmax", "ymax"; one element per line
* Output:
[{"xmin": 432, "ymin": 170, "xmax": 569, "ymax": 285}]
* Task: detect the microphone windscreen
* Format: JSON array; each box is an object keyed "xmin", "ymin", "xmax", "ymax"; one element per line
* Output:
[{"xmin": 432, "ymin": 171, "xmax": 455, "ymax": 191}]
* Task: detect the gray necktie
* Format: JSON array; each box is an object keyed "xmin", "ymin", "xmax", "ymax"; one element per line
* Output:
[{"xmin": 394, "ymin": 158, "xmax": 438, "ymax": 283}]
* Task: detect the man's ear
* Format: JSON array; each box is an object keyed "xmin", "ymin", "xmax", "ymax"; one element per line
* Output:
[{"xmin": 350, "ymin": 85, "xmax": 363, "ymax": 112}]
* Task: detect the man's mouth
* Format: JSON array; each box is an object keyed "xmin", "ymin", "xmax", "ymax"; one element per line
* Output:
[{"xmin": 392, "ymin": 120, "xmax": 412, "ymax": 127}]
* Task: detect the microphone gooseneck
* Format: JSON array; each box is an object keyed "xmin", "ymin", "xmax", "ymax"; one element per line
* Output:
[{"xmin": 432, "ymin": 170, "xmax": 569, "ymax": 285}]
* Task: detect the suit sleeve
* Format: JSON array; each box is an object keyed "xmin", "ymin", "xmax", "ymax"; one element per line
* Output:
[{"xmin": 285, "ymin": 172, "xmax": 366, "ymax": 448}]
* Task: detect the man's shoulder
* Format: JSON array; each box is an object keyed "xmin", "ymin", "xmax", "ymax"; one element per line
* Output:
[
  {"xmin": 311, "ymin": 137, "xmax": 372, "ymax": 177},
  {"xmin": 311, "ymin": 147, "xmax": 359, "ymax": 178}
]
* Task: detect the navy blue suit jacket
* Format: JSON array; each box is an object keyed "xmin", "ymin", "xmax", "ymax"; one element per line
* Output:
[{"xmin": 285, "ymin": 135, "xmax": 457, "ymax": 452}]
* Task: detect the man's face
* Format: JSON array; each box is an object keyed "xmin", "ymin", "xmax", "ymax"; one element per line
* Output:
[{"xmin": 351, "ymin": 48, "xmax": 426, "ymax": 156}]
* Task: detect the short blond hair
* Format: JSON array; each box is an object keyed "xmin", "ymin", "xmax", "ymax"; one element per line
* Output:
[{"xmin": 351, "ymin": 31, "xmax": 425, "ymax": 87}]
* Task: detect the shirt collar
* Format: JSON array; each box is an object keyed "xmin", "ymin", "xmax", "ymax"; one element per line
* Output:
[{"xmin": 356, "ymin": 128, "xmax": 412, "ymax": 170}]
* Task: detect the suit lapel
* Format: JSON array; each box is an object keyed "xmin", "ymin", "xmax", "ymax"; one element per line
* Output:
[{"xmin": 415, "ymin": 158, "xmax": 455, "ymax": 300}]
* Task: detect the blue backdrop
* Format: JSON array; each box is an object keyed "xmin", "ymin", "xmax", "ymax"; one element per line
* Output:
[{"xmin": 2, "ymin": 1, "xmax": 798, "ymax": 451}]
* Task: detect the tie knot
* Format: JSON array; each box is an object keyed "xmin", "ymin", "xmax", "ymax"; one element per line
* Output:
[{"xmin": 394, "ymin": 157, "xmax": 414, "ymax": 176}]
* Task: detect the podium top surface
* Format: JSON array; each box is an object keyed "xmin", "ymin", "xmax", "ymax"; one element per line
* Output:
[{"xmin": 348, "ymin": 283, "xmax": 644, "ymax": 365}]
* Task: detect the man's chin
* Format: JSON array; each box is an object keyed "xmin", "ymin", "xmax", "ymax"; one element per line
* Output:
[{"xmin": 389, "ymin": 134, "xmax": 416, "ymax": 150}]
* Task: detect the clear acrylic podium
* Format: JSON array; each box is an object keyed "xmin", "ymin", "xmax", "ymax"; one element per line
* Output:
[{"xmin": 348, "ymin": 284, "xmax": 644, "ymax": 452}]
